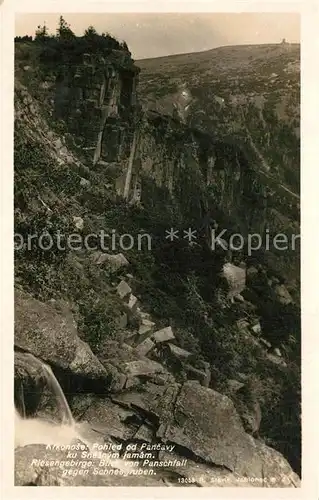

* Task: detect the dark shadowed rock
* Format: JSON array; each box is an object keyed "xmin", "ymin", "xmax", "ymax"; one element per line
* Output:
[{"xmin": 69, "ymin": 393, "xmax": 97, "ymax": 420}]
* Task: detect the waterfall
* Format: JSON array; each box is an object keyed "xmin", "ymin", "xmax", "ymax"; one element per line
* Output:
[
  {"xmin": 15, "ymin": 409, "xmax": 79, "ymax": 448},
  {"xmin": 14, "ymin": 352, "xmax": 135, "ymax": 476},
  {"xmin": 123, "ymin": 128, "xmax": 139, "ymax": 200},
  {"xmin": 14, "ymin": 352, "xmax": 78, "ymax": 448},
  {"xmin": 16, "ymin": 352, "xmax": 74, "ymax": 426}
]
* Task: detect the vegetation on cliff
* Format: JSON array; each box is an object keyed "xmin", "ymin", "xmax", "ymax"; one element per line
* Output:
[{"xmin": 14, "ymin": 19, "xmax": 301, "ymax": 475}]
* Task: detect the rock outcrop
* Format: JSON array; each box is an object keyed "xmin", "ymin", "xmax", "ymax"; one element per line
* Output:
[
  {"xmin": 222, "ymin": 262, "xmax": 246, "ymax": 301},
  {"xmin": 71, "ymin": 380, "xmax": 299, "ymax": 487},
  {"xmin": 14, "ymin": 289, "xmax": 109, "ymax": 382}
]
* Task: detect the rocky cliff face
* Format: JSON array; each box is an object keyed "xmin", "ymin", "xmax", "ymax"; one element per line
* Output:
[
  {"xmin": 17, "ymin": 42, "xmax": 299, "ymax": 241},
  {"xmin": 138, "ymin": 43, "xmax": 300, "ymax": 193},
  {"xmin": 63, "ymin": 57, "xmax": 298, "ymax": 227},
  {"xmin": 19, "ymin": 42, "xmax": 299, "ymax": 282},
  {"xmin": 52, "ymin": 51, "xmax": 139, "ymax": 164},
  {"xmin": 14, "ymin": 39, "xmax": 301, "ymax": 485}
]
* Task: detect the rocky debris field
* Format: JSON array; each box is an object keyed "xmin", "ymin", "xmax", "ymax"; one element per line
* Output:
[{"xmin": 15, "ymin": 273, "xmax": 300, "ymax": 486}]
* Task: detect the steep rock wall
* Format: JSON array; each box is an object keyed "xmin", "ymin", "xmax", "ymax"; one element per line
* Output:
[
  {"xmin": 51, "ymin": 51, "xmax": 139, "ymax": 166},
  {"xmin": 22, "ymin": 46, "xmax": 298, "ymax": 278}
]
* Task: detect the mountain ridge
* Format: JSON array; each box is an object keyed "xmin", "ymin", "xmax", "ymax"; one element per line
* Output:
[{"xmin": 137, "ymin": 41, "xmax": 300, "ymax": 61}]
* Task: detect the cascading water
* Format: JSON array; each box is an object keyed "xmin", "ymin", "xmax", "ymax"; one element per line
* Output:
[
  {"xmin": 14, "ymin": 352, "xmax": 135, "ymax": 476},
  {"xmin": 17, "ymin": 352, "xmax": 74, "ymax": 425},
  {"xmin": 14, "ymin": 352, "xmax": 78, "ymax": 448},
  {"xmin": 15, "ymin": 409, "xmax": 80, "ymax": 448}
]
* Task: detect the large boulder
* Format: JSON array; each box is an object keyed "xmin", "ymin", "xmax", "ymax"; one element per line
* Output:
[
  {"xmin": 14, "ymin": 289, "xmax": 108, "ymax": 381},
  {"xmin": 158, "ymin": 381, "xmax": 255, "ymax": 473},
  {"xmin": 97, "ymin": 340, "xmax": 175, "ymax": 391},
  {"xmin": 153, "ymin": 326, "xmax": 175, "ymax": 344},
  {"xmin": 116, "ymin": 280, "xmax": 132, "ymax": 299},
  {"xmin": 123, "ymin": 359, "xmax": 166, "ymax": 378},
  {"xmin": 91, "ymin": 252, "xmax": 129, "ymax": 271},
  {"xmin": 15, "ymin": 377, "xmax": 300, "ymax": 487},
  {"xmin": 222, "ymin": 263, "xmax": 246, "ymax": 300},
  {"xmin": 135, "ymin": 338, "xmax": 155, "ymax": 356},
  {"xmin": 274, "ymin": 284, "xmax": 293, "ymax": 305},
  {"xmin": 110, "ymin": 380, "xmax": 300, "ymax": 486},
  {"xmin": 79, "ymin": 398, "xmax": 138, "ymax": 441}
]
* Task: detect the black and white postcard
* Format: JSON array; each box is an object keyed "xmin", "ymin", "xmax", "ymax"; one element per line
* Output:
[{"xmin": 1, "ymin": 1, "xmax": 318, "ymax": 498}]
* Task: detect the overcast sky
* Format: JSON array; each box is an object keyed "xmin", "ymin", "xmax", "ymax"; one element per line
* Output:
[{"xmin": 15, "ymin": 13, "xmax": 300, "ymax": 60}]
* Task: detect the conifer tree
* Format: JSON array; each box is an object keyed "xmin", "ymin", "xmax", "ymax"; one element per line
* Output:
[
  {"xmin": 35, "ymin": 23, "xmax": 49, "ymax": 42},
  {"xmin": 56, "ymin": 16, "xmax": 75, "ymax": 40}
]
